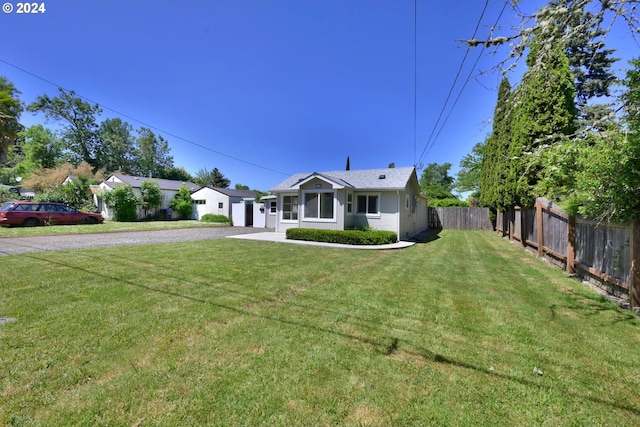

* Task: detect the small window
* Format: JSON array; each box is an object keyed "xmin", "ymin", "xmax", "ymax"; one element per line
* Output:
[
  {"xmin": 194, "ymin": 200, "xmax": 206, "ymax": 205},
  {"xmin": 269, "ymin": 201, "xmax": 276, "ymax": 214},
  {"xmin": 282, "ymin": 195, "xmax": 298, "ymax": 221},
  {"xmin": 218, "ymin": 202, "xmax": 224, "ymax": 209},
  {"xmin": 347, "ymin": 192, "xmax": 353, "ymax": 214},
  {"xmin": 356, "ymin": 194, "xmax": 379, "ymax": 215}
]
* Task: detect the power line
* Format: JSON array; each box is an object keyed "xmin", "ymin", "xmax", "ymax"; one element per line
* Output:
[
  {"xmin": 420, "ymin": 0, "xmax": 509, "ymax": 162},
  {"xmin": 416, "ymin": 0, "xmax": 492, "ymax": 167},
  {"xmin": 0, "ymin": 58, "xmax": 291, "ymax": 177},
  {"xmin": 413, "ymin": 0, "xmax": 418, "ymax": 167}
]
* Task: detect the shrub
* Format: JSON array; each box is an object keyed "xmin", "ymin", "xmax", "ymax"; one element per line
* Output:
[
  {"xmin": 429, "ymin": 198, "xmax": 471, "ymax": 207},
  {"xmin": 102, "ymin": 184, "xmax": 139, "ymax": 222},
  {"xmin": 170, "ymin": 184, "xmax": 193, "ymax": 219},
  {"xmin": 286, "ymin": 228, "xmax": 397, "ymax": 245},
  {"xmin": 201, "ymin": 214, "xmax": 230, "ymax": 223}
]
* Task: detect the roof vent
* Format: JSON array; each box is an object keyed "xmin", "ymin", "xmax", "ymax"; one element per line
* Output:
[{"xmin": 379, "ymin": 174, "xmax": 386, "ymax": 179}]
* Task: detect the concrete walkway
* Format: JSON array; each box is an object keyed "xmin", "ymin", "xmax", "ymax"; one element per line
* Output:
[{"xmin": 226, "ymin": 232, "xmax": 415, "ymax": 250}]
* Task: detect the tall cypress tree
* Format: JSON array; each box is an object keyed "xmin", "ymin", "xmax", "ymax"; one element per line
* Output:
[
  {"xmin": 506, "ymin": 30, "xmax": 577, "ymax": 208},
  {"xmin": 480, "ymin": 77, "xmax": 512, "ymax": 209}
]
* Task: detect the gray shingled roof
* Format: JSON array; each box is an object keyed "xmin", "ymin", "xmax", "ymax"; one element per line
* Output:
[
  {"xmin": 106, "ymin": 174, "xmax": 200, "ymax": 192},
  {"xmin": 207, "ymin": 187, "xmax": 258, "ymax": 198},
  {"xmin": 270, "ymin": 166, "xmax": 417, "ymax": 192}
]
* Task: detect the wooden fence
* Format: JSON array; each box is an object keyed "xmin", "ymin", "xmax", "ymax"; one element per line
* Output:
[
  {"xmin": 428, "ymin": 207, "xmax": 493, "ymax": 231},
  {"xmin": 497, "ymin": 198, "xmax": 640, "ymax": 307}
]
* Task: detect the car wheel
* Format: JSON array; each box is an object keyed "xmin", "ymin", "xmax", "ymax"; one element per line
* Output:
[
  {"xmin": 85, "ymin": 217, "xmax": 98, "ymax": 224},
  {"xmin": 22, "ymin": 218, "xmax": 40, "ymax": 227}
]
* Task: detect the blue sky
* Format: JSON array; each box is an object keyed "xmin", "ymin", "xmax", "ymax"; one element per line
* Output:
[{"xmin": 1, "ymin": 0, "xmax": 638, "ymax": 192}]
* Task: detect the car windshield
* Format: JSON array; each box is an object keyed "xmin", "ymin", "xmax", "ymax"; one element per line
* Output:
[{"xmin": 0, "ymin": 202, "xmax": 16, "ymax": 211}]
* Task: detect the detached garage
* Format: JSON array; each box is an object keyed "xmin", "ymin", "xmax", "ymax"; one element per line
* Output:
[{"xmin": 191, "ymin": 187, "xmax": 258, "ymax": 221}]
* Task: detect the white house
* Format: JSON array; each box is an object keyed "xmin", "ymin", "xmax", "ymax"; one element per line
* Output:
[
  {"xmin": 93, "ymin": 174, "xmax": 200, "ymax": 220},
  {"xmin": 269, "ymin": 166, "xmax": 428, "ymax": 240},
  {"xmin": 190, "ymin": 187, "xmax": 258, "ymax": 221}
]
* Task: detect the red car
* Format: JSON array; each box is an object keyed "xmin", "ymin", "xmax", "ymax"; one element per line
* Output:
[{"xmin": 0, "ymin": 201, "xmax": 104, "ymax": 227}]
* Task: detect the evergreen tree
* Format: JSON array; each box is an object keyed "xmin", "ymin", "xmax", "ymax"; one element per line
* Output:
[
  {"xmin": 0, "ymin": 76, "xmax": 24, "ymax": 164},
  {"xmin": 194, "ymin": 167, "xmax": 230, "ymax": 188},
  {"xmin": 480, "ymin": 77, "xmax": 512, "ymax": 209},
  {"xmin": 506, "ymin": 31, "xmax": 577, "ymax": 207}
]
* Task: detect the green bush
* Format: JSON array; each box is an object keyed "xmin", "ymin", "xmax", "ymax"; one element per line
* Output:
[
  {"xmin": 428, "ymin": 198, "xmax": 471, "ymax": 207},
  {"xmin": 102, "ymin": 184, "xmax": 139, "ymax": 222},
  {"xmin": 286, "ymin": 228, "xmax": 397, "ymax": 245},
  {"xmin": 170, "ymin": 184, "xmax": 193, "ymax": 219},
  {"xmin": 201, "ymin": 214, "xmax": 230, "ymax": 223}
]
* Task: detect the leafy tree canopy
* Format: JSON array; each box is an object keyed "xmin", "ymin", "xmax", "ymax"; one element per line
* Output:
[
  {"xmin": 0, "ymin": 76, "xmax": 24, "ymax": 163},
  {"xmin": 27, "ymin": 89, "xmax": 103, "ymax": 171},
  {"xmin": 419, "ymin": 162, "xmax": 456, "ymax": 200}
]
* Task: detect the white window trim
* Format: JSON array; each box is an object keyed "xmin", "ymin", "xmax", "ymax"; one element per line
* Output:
[
  {"xmin": 346, "ymin": 192, "xmax": 353, "ymax": 216},
  {"xmin": 356, "ymin": 192, "xmax": 381, "ymax": 218},
  {"xmin": 269, "ymin": 201, "xmax": 277, "ymax": 215},
  {"xmin": 280, "ymin": 194, "xmax": 299, "ymax": 223},
  {"xmin": 302, "ymin": 189, "xmax": 337, "ymax": 223}
]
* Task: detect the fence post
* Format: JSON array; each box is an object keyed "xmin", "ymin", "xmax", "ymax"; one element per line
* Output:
[
  {"xmin": 536, "ymin": 200, "xmax": 543, "ymax": 257},
  {"xmin": 509, "ymin": 209, "xmax": 515, "ymax": 241},
  {"xmin": 567, "ymin": 215, "xmax": 576, "ymax": 275},
  {"xmin": 519, "ymin": 206, "xmax": 526, "ymax": 247},
  {"xmin": 630, "ymin": 221, "xmax": 640, "ymax": 308}
]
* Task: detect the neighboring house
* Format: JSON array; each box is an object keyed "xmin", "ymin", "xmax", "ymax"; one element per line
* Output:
[
  {"xmin": 190, "ymin": 187, "xmax": 258, "ymax": 220},
  {"xmin": 269, "ymin": 166, "xmax": 428, "ymax": 240},
  {"xmin": 93, "ymin": 174, "xmax": 200, "ymax": 220}
]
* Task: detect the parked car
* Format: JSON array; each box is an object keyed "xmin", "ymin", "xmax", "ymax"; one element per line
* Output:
[{"xmin": 0, "ymin": 201, "xmax": 104, "ymax": 227}]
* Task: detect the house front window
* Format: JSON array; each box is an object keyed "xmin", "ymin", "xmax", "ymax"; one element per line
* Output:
[
  {"xmin": 304, "ymin": 191, "xmax": 334, "ymax": 220},
  {"xmin": 357, "ymin": 194, "xmax": 379, "ymax": 215},
  {"xmin": 347, "ymin": 192, "xmax": 353, "ymax": 214},
  {"xmin": 269, "ymin": 201, "xmax": 276, "ymax": 214},
  {"xmin": 218, "ymin": 202, "xmax": 224, "ymax": 209},
  {"xmin": 282, "ymin": 195, "xmax": 298, "ymax": 221}
]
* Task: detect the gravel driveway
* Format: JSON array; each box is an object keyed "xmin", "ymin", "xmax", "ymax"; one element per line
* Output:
[{"xmin": 0, "ymin": 227, "xmax": 266, "ymax": 256}]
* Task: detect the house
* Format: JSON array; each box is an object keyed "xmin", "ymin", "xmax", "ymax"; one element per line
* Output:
[
  {"xmin": 269, "ymin": 166, "xmax": 428, "ymax": 240},
  {"xmin": 190, "ymin": 187, "xmax": 258, "ymax": 221},
  {"xmin": 93, "ymin": 174, "xmax": 200, "ymax": 220}
]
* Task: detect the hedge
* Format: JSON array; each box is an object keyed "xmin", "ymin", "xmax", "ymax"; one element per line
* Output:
[
  {"xmin": 286, "ymin": 228, "xmax": 397, "ymax": 245},
  {"xmin": 201, "ymin": 214, "xmax": 230, "ymax": 223}
]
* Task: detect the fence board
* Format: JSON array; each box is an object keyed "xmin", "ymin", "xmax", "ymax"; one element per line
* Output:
[
  {"xmin": 428, "ymin": 207, "xmax": 493, "ymax": 230},
  {"xmin": 497, "ymin": 197, "xmax": 637, "ymax": 304}
]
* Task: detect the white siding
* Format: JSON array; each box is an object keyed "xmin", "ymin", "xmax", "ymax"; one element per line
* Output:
[{"xmin": 190, "ymin": 187, "xmax": 230, "ymax": 219}]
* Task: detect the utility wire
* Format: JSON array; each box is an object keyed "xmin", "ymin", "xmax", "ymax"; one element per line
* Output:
[
  {"xmin": 416, "ymin": 0, "xmax": 491, "ymax": 167},
  {"xmin": 0, "ymin": 58, "xmax": 291, "ymax": 177},
  {"xmin": 421, "ymin": 0, "xmax": 509, "ymax": 161},
  {"xmin": 413, "ymin": 0, "xmax": 418, "ymax": 167}
]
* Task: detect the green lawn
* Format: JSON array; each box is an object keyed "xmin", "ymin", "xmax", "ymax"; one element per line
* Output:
[
  {"xmin": 1, "ymin": 231, "xmax": 639, "ymax": 426},
  {"xmin": 0, "ymin": 220, "xmax": 226, "ymax": 238}
]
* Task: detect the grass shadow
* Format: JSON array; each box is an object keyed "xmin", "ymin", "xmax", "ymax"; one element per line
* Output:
[{"xmin": 410, "ymin": 227, "xmax": 442, "ymax": 244}]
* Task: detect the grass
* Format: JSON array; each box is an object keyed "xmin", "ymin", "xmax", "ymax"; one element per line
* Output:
[
  {"xmin": 1, "ymin": 231, "xmax": 640, "ymax": 426},
  {"xmin": 0, "ymin": 220, "xmax": 226, "ymax": 238}
]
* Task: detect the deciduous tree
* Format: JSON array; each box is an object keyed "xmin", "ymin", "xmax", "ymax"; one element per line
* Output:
[
  {"xmin": 419, "ymin": 162, "xmax": 455, "ymax": 201},
  {"xmin": 140, "ymin": 180, "xmax": 162, "ymax": 218},
  {"xmin": 27, "ymin": 89, "xmax": 102, "ymax": 171},
  {"xmin": 134, "ymin": 127, "xmax": 174, "ymax": 178},
  {"xmin": 170, "ymin": 184, "xmax": 193, "ymax": 219}
]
